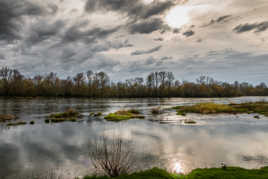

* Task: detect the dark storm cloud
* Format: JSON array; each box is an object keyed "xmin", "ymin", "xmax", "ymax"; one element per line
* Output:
[
  {"xmin": 154, "ymin": 37, "xmax": 164, "ymax": 41},
  {"xmin": 85, "ymin": 0, "xmax": 174, "ymax": 34},
  {"xmin": 183, "ymin": 30, "xmax": 195, "ymax": 37},
  {"xmin": 62, "ymin": 23, "xmax": 119, "ymax": 44},
  {"xmin": 128, "ymin": 56, "xmax": 173, "ymax": 73},
  {"xmin": 91, "ymin": 40, "xmax": 133, "ymax": 52},
  {"xmin": 0, "ymin": 0, "xmax": 44, "ymax": 41},
  {"xmin": 233, "ymin": 21, "xmax": 268, "ymax": 33},
  {"xmin": 0, "ymin": 54, "xmax": 5, "ymax": 60},
  {"xmin": 129, "ymin": 18, "xmax": 167, "ymax": 34},
  {"xmin": 216, "ymin": 15, "xmax": 232, "ymax": 23},
  {"xmin": 26, "ymin": 20, "xmax": 65, "ymax": 46},
  {"xmin": 85, "ymin": 0, "xmax": 174, "ymax": 20},
  {"xmin": 131, "ymin": 45, "xmax": 162, "ymax": 56}
]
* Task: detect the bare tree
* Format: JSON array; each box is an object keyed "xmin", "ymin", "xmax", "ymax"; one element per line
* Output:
[{"xmin": 89, "ymin": 136, "xmax": 136, "ymax": 177}]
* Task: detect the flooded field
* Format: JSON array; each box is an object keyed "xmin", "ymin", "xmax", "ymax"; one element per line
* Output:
[{"xmin": 1, "ymin": 97, "xmax": 268, "ymax": 178}]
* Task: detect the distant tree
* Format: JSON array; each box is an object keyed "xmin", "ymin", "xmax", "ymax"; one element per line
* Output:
[{"xmin": 0, "ymin": 67, "xmax": 267, "ymax": 98}]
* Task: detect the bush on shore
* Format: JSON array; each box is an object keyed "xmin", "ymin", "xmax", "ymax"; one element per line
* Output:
[{"xmin": 83, "ymin": 166, "xmax": 268, "ymax": 179}]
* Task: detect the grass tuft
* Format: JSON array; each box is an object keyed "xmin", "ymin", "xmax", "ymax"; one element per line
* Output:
[
  {"xmin": 7, "ymin": 121, "xmax": 27, "ymax": 126},
  {"xmin": 104, "ymin": 109, "xmax": 144, "ymax": 122},
  {"xmin": 47, "ymin": 108, "xmax": 82, "ymax": 123},
  {"xmin": 184, "ymin": 119, "xmax": 197, "ymax": 124}
]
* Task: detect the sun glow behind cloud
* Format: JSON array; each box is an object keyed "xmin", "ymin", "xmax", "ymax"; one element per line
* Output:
[{"xmin": 165, "ymin": 5, "xmax": 210, "ymax": 28}]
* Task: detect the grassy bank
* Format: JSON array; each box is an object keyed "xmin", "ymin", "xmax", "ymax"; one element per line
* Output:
[
  {"xmin": 174, "ymin": 102, "xmax": 268, "ymax": 117},
  {"xmin": 83, "ymin": 166, "xmax": 268, "ymax": 179}
]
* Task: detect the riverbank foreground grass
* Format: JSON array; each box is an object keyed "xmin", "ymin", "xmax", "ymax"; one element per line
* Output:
[
  {"xmin": 174, "ymin": 102, "xmax": 268, "ymax": 116},
  {"xmin": 104, "ymin": 109, "xmax": 145, "ymax": 121},
  {"xmin": 83, "ymin": 167, "xmax": 268, "ymax": 179}
]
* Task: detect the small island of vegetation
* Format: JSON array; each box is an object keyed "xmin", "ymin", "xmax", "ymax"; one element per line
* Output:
[
  {"xmin": 46, "ymin": 108, "xmax": 83, "ymax": 123},
  {"xmin": 104, "ymin": 109, "xmax": 145, "ymax": 121},
  {"xmin": 174, "ymin": 101, "xmax": 268, "ymax": 116}
]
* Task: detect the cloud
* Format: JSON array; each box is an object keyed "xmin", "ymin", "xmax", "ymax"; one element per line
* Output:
[
  {"xmin": 0, "ymin": 0, "xmax": 44, "ymax": 41},
  {"xmin": 126, "ymin": 56, "xmax": 173, "ymax": 73},
  {"xmin": 233, "ymin": 21, "xmax": 268, "ymax": 33},
  {"xmin": 131, "ymin": 45, "xmax": 162, "ymax": 56},
  {"xmin": 87, "ymin": 40, "xmax": 134, "ymax": 53},
  {"xmin": 0, "ymin": 54, "xmax": 5, "ymax": 60},
  {"xmin": 154, "ymin": 37, "xmax": 164, "ymax": 41},
  {"xmin": 129, "ymin": 18, "xmax": 167, "ymax": 34},
  {"xmin": 61, "ymin": 23, "xmax": 119, "ymax": 44},
  {"xmin": 1, "ymin": 0, "xmax": 268, "ymax": 84},
  {"xmin": 183, "ymin": 30, "xmax": 195, "ymax": 37},
  {"xmin": 207, "ymin": 15, "xmax": 232, "ymax": 26},
  {"xmin": 85, "ymin": 0, "xmax": 174, "ymax": 20},
  {"xmin": 25, "ymin": 20, "xmax": 65, "ymax": 46}
]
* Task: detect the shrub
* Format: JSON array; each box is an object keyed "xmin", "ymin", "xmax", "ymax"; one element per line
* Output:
[{"xmin": 89, "ymin": 136, "xmax": 136, "ymax": 177}]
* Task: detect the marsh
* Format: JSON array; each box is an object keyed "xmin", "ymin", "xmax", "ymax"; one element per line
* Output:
[{"xmin": 0, "ymin": 97, "xmax": 268, "ymax": 178}]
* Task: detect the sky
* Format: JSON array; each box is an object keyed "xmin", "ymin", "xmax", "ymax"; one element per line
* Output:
[{"xmin": 0, "ymin": 0, "xmax": 268, "ymax": 84}]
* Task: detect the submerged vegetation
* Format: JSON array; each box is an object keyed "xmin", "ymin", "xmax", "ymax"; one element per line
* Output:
[
  {"xmin": 0, "ymin": 67, "xmax": 268, "ymax": 98},
  {"xmin": 184, "ymin": 119, "xmax": 197, "ymax": 124},
  {"xmin": 46, "ymin": 108, "xmax": 82, "ymax": 123},
  {"xmin": 83, "ymin": 166, "xmax": 268, "ymax": 179},
  {"xmin": 175, "ymin": 102, "xmax": 268, "ymax": 116},
  {"xmin": 104, "ymin": 109, "xmax": 145, "ymax": 121},
  {"xmin": 7, "ymin": 121, "xmax": 27, "ymax": 126},
  {"xmin": 90, "ymin": 112, "xmax": 103, "ymax": 117}
]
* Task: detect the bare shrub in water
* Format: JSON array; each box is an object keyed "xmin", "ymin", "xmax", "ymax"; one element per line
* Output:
[{"xmin": 89, "ymin": 136, "xmax": 135, "ymax": 177}]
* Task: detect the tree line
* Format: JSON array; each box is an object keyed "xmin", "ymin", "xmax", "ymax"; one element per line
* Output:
[{"xmin": 0, "ymin": 67, "xmax": 267, "ymax": 98}]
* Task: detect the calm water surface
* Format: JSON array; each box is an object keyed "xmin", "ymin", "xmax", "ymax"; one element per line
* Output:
[{"xmin": 1, "ymin": 97, "xmax": 268, "ymax": 178}]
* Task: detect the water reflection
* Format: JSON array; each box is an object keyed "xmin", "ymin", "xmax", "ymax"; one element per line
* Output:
[{"xmin": 0, "ymin": 97, "xmax": 268, "ymax": 178}]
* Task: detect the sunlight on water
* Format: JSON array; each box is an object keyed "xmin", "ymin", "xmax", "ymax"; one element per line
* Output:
[{"xmin": 173, "ymin": 162, "xmax": 184, "ymax": 173}]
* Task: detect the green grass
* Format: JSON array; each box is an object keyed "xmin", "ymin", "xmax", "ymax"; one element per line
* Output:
[
  {"xmin": 185, "ymin": 166, "xmax": 268, "ymax": 179},
  {"xmin": 83, "ymin": 168, "xmax": 179, "ymax": 179},
  {"xmin": 174, "ymin": 102, "xmax": 268, "ymax": 117},
  {"xmin": 83, "ymin": 167, "xmax": 268, "ymax": 179},
  {"xmin": 104, "ymin": 109, "xmax": 145, "ymax": 122}
]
